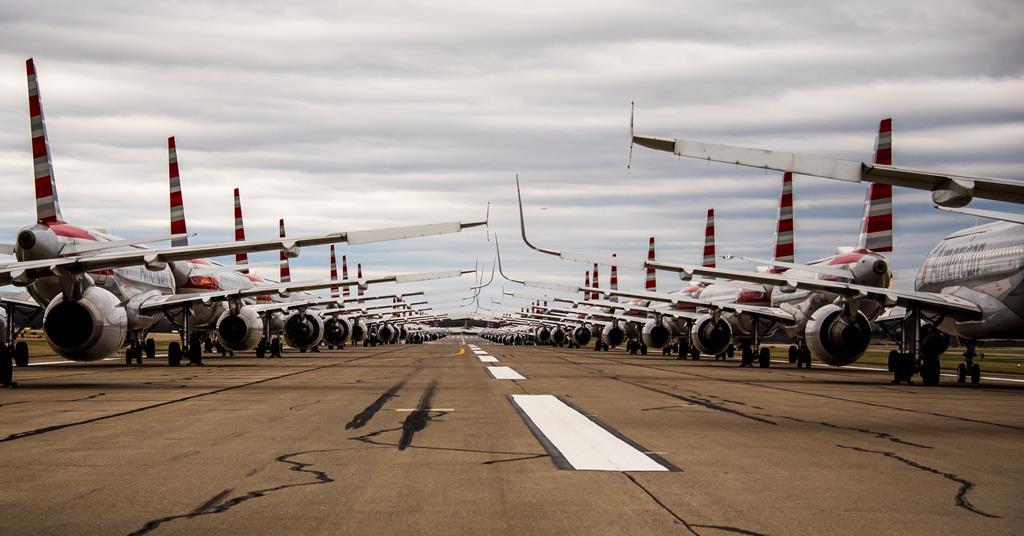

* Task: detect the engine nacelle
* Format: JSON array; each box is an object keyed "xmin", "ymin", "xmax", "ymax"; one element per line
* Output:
[
  {"xmin": 351, "ymin": 319, "xmax": 368, "ymax": 342},
  {"xmin": 805, "ymin": 304, "xmax": 872, "ymax": 366},
  {"xmin": 601, "ymin": 324, "xmax": 626, "ymax": 347},
  {"xmin": 284, "ymin": 311, "xmax": 325, "ymax": 350},
  {"xmin": 642, "ymin": 318, "xmax": 676, "ymax": 349},
  {"xmin": 377, "ymin": 323, "xmax": 396, "ymax": 344},
  {"xmin": 536, "ymin": 326, "xmax": 552, "ymax": 344},
  {"xmin": 551, "ymin": 326, "xmax": 567, "ymax": 345},
  {"xmin": 44, "ymin": 286, "xmax": 127, "ymax": 361},
  {"xmin": 571, "ymin": 326, "xmax": 592, "ymax": 346},
  {"xmin": 399, "ymin": 326, "xmax": 408, "ymax": 341},
  {"xmin": 690, "ymin": 314, "xmax": 732, "ymax": 356},
  {"xmin": 324, "ymin": 316, "xmax": 353, "ymax": 346},
  {"xmin": 216, "ymin": 305, "xmax": 264, "ymax": 351}
]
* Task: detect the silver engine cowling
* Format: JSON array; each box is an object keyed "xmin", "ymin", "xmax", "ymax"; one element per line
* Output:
[
  {"xmin": 641, "ymin": 318, "xmax": 676, "ymax": 349},
  {"xmin": 551, "ymin": 326, "xmax": 567, "ymax": 345},
  {"xmin": 805, "ymin": 304, "xmax": 872, "ymax": 366},
  {"xmin": 690, "ymin": 314, "xmax": 732, "ymax": 356},
  {"xmin": 377, "ymin": 323, "xmax": 397, "ymax": 344},
  {"xmin": 601, "ymin": 324, "xmax": 626, "ymax": 347},
  {"xmin": 536, "ymin": 326, "xmax": 552, "ymax": 344},
  {"xmin": 571, "ymin": 326, "xmax": 592, "ymax": 346},
  {"xmin": 324, "ymin": 316, "xmax": 353, "ymax": 346},
  {"xmin": 351, "ymin": 319, "xmax": 368, "ymax": 342},
  {"xmin": 43, "ymin": 286, "xmax": 127, "ymax": 361},
  {"xmin": 284, "ymin": 311, "xmax": 325, "ymax": 349},
  {"xmin": 216, "ymin": 305, "xmax": 264, "ymax": 351}
]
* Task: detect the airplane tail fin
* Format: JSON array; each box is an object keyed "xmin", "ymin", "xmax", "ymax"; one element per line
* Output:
[
  {"xmin": 592, "ymin": 263, "xmax": 600, "ymax": 296},
  {"xmin": 645, "ymin": 237, "xmax": 656, "ymax": 291},
  {"xmin": 233, "ymin": 188, "xmax": 249, "ymax": 273},
  {"xmin": 168, "ymin": 137, "xmax": 188, "ymax": 246},
  {"xmin": 342, "ymin": 255, "xmax": 350, "ymax": 297},
  {"xmin": 330, "ymin": 245, "xmax": 340, "ymax": 298},
  {"xmin": 857, "ymin": 118, "xmax": 894, "ymax": 252},
  {"xmin": 584, "ymin": 271, "xmax": 591, "ymax": 301},
  {"xmin": 26, "ymin": 59, "xmax": 63, "ymax": 224},
  {"xmin": 278, "ymin": 219, "xmax": 291, "ymax": 283},
  {"xmin": 609, "ymin": 253, "xmax": 619, "ymax": 302},
  {"xmin": 357, "ymin": 263, "xmax": 364, "ymax": 302},
  {"xmin": 702, "ymin": 209, "xmax": 716, "ymax": 268},
  {"xmin": 772, "ymin": 173, "xmax": 795, "ymax": 269}
]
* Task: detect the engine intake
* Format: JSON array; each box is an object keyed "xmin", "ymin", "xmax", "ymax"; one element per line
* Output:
[
  {"xmin": 216, "ymin": 305, "xmax": 263, "ymax": 351},
  {"xmin": 324, "ymin": 316, "xmax": 352, "ymax": 346},
  {"xmin": 642, "ymin": 318, "xmax": 676, "ymax": 349},
  {"xmin": 571, "ymin": 326, "xmax": 592, "ymax": 346},
  {"xmin": 690, "ymin": 314, "xmax": 732, "ymax": 356},
  {"xmin": 805, "ymin": 304, "xmax": 871, "ymax": 366},
  {"xmin": 44, "ymin": 286, "xmax": 127, "ymax": 361},
  {"xmin": 284, "ymin": 311, "xmax": 324, "ymax": 350},
  {"xmin": 601, "ymin": 324, "xmax": 626, "ymax": 347}
]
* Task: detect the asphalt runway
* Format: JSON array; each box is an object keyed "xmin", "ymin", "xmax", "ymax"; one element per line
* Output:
[{"xmin": 0, "ymin": 338, "xmax": 1021, "ymax": 535}]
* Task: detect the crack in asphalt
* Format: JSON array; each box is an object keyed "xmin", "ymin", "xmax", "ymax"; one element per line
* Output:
[
  {"xmin": 836, "ymin": 444, "xmax": 999, "ymax": 518},
  {"xmin": 0, "ymin": 391, "xmax": 106, "ymax": 408},
  {"xmin": 625, "ymin": 473, "xmax": 769, "ymax": 536}
]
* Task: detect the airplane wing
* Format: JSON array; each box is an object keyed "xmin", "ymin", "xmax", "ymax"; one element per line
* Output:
[
  {"xmin": 0, "ymin": 218, "xmax": 487, "ymax": 286},
  {"xmin": 935, "ymin": 205, "xmax": 1024, "ymax": 225},
  {"xmin": 631, "ymin": 133, "xmax": 1024, "ymax": 207},
  {"xmin": 139, "ymin": 269, "xmax": 472, "ymax": 314},
  {"xmin": 0, "ymin": 295, "xmax": 43, "ymax": 310}
]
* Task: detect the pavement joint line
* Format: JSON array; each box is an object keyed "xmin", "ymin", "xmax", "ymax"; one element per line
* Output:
[{"xmin": 0, "ymin": 346, "xmax": 408, "ymax": 443}]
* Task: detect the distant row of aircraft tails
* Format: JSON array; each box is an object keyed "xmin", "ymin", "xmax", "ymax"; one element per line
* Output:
[{"xmin": 492, "ymin": 110, "xmax": 1020, "ymax": 386}]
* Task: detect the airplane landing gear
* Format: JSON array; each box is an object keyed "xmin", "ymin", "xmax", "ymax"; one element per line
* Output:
[
  {"xmin": 956, "ymin": 342, "xmax": 981, "ymax": 385},
  {"xmin": 270, "ymin": 337, "xmax": 283, "ymax": 358},
  {"xmin": 256, "ymin": 337, "xmax": 267, "ymax": 359},
  {"xmin": 13, "ymin": 341, "xmax": 29, "ymax": 368},
  {"xmin": 757, "ymin": 347, "xmax": 771, "ymax": 368},
  {"xmin": 145, "ymin": 338, "xmax": 156, "ymax": 359}
]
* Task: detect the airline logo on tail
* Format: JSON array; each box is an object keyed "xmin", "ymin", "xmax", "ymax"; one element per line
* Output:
[
  {"xmin": 772, "ymin": 172, "xmax": 795, "ymax": 268},
  {"xmin": 168, "ymin": 137, "xmax": 188, "ymax": 247},
  {"xmin": 702, "ymin": 210, "xmax": 715, "ymax": 268},
  {"xmin": 330, "ymin": 245, "xmax": 340, "ymax": 298},
  {"xmin": 645, "ymin": 237, "xmax": 656, "ymax": 291},
  {"xmin": 279, "ymin": 219, "xmax": 291, "ymax": 283},
  {"xmin": 233, "ymin": 188, "xmax": 249, "ymax": 273}
]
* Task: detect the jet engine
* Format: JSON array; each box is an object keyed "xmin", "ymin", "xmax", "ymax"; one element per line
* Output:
[
  {"xmin": 551, "ymin": 326, "xmax": 567, "ymax": 345},
  {"xmin": 323, "ymin": 316, "xmax": 353, "ymax": 347},
  {"xmin": 284, "ymin": 311, "xmax": 325, "ymax": 350},
  {"xmin": 536, "ymin": 326, "xmax": 552, "ymax": 344},
  {"xmin": 377, "ymin": 323, "xmax": 397, "ymax": 344},
  {"xmin": 690, "ymin": 314, "xmax": 732, "ymax": 356},
  {"xmin": 216, "ymin": 305, "xmax": 264, "ymax": 351},
  {"xmin": 601, "ymin": 324, "xmax": 626, "ymax": 347},
  {"xmin": 43, "ymin": 286, "xmax": 127, "ymax": 361},
  {"xmin": 571, "ymin": 326, "xmax": 592, "ymax": 346},
  {"xmin": 641, "ymin": 318, "xmax": 676, "ymax": 349},
  {"xmin": 351, "ymin": 319, "xmax": 368, "ymax": 342},
  {"xmin": 805, "ymin": 304, "xmax": 871, "ymax": 366}
]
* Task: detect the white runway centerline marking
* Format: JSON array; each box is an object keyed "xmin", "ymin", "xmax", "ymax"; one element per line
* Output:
[
  {"xmin": 509, "ymin": 394, "xmax": 676, "ymax": 472},
  {"xmin": 477, "ymin": 355, "xmax": 499, "ymax": 363},
  {"xmin": 487, "ymin": 366, "xmax": 525, "ymax": 380}
]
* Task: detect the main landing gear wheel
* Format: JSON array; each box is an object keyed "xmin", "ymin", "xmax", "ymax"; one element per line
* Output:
[
  {"xmin": 0, "ymin": 345, "xmax": 13, "ymax": 387},
  {"xmin": 14, "ymin": 341, "xmax": 29, "ymax": 368},
  {"xmin": 758, "ymin": 347, "xmax": 771, "ymax": 368},
  {"xmin": 640, "ymin": 343, "xmax": 648, "ymax": 356},
  {"xmin": 726, "ymin": 344, "xmax": 735, "ymax": 358},
  {"xmin": 168, "ymin": 342, "xmax": 182, "ymax": 367},
  {"xmin": 892, "ymin": 353, "xmax": 916, "ymax": 384},
  {"xmin": 921, "ymin": 353, "xmax": 941, "ymax": 386},
  {"xmin": 739, "ymin": 345, "xmax": 754, "ymax": 367},
  {"xmin": 788, "ymin": 345, "xmax": 798, "ymax": 364},
  {"xmin": 256, "ymin": 337, "xmax": 267, "ymax": 359},
  {"xmin": 270, "ymin": 337, "xmax": 282, "ymax": 358},
  {"xmin": 970, "ymin": 363, "xmax": 981, "ymax": 385},
  {"xmin": 145, "ymin": 338, "xmax": 156, "ymax": 359}
]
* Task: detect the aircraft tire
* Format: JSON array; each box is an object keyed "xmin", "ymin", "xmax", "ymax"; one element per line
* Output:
[
  {"xmin": 956, "ymin": 363, "xmax": 966, "ymax": 384},
  {"xmin": 970, "ymin": 364, "xmax": 981, "ymax": 385},
  {"xmin": 168, "ymin": 342, "xmax": 182, "ymax": 367},
  {"xmin": 145, "ymin": 338, "xmax": 156, "ymax": 359},
  {"xmin": 14, "ymin": 342, "xmax": 29, "ymax": 367},
  {"xmin": 921, "ymin": 353, "xmax": 941, "ymax": 386},
  {"xmin": 758, "ymin": 347, "xmax": 770, "ymax": 368}
]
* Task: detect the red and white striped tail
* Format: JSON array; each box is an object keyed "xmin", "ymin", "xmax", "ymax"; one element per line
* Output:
[
  {"xmin": 233, "ymin": 188, "xmax": 249, "ymax": 274},
  {"xmin": 858, "ymin": 118, "xmax": 894, "ymax": 252},
  {"xmin": 772, "ymin": 173, "xmax": 795, "ymax": 267},
  {"xmin": 609, "ymin": 253, "xmax": 619, "ymax": 302},
  {"xmin": 584, "ymin": 272, "xmax": 591, "ymax": 301},
  {"xmin": 357, "ymin": 264, "xmax": 364, "ymax": 302},
  {"xmin": 702, "ymin": 210, "xmax": 715, "ymax": 268},
  {"xmin": 26, "ymin": 59, "xmax": 63, "ymax": 224},
  {"xmin": 645, "ymin": 237, "xmax": 656, "ymax": 291},
  {"xmin": 592, "ymin": 263, "xmax": 600, "ymax": 297},
  {"xmin": 342, "ymin": 255, "xmax": 350, "ymax": 297},
  {"xmin": 330, "ymin": 245, "xmax": 340, "ymax": 298},
  {"xmin": 278, "ymin": 219, "xmax": 291, "ymax": 283},
  {"xmin": 167, "ymin": 137, "xmax": 188, "ymax": 247}
]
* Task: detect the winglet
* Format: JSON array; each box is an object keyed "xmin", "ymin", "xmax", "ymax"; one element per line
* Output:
[
  {"xmin": 494, "ymin": 235, "xmax": 525, "ymax": 284},
  {"xmin": 627, "ymin": 101, "xmax": 635, "ymax": 170},
  {"xmin": 515, "ymin": 175, "xmax": 561, "ymax": 256}
]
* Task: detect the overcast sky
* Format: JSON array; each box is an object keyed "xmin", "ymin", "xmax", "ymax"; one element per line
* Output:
[{"xmin": 1, "ymin": 1, "xmax": 1022, "ymax": 317}]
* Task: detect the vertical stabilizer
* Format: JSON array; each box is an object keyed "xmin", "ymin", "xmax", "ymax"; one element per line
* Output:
[
  {"xmin": 278, "ymin": 219, "xmax": 291, "ymax": 283},
  {"xmin": 330, "ymin": 246, "xmax": 340, "ymax": 299},
  {"xmin": 584, "ymin": 272, "xmax": 591, "ymax": 301},
  {"xmin": 857, "ymin": 118, "xmax": 894, "ymax": 252},
  {"xmin": 357, "ymin": 264, "xmax": 364, "ymax": 303},
  {"xmin": 610, "ymin": 253, "xmax": 619, "ymax": 302},
  {"xmin": 26, "ymin": 59, "xmax": 63, "ymax": 224},
  {"xmin": 772, "ymin": 173, "xmax": 795, "ymax": 269},
  {"xmin": 168, "ymin": 137, "xmax": 188, "ymax": 246},
  {"xmin": 592, "ymin": 263, "xmax": 600, "ymax": 297},
  {"xmin": 645, "ymin": 237, "xmax": 656, "ymax": 291},
  {"xmin": 342, "ymin": 255, "xmax": 350, "ymax": 297},
  {"xmin": 702, "ymin": 209, "xmax": 715, "ymax": 268},
  {"xmin": 233, "ymin": 188, "xmax": 249, "ymax": 274}
]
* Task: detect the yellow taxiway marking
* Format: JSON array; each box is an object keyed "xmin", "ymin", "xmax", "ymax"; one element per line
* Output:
[{"xmin": 451, "ymin": 348, "xmax": 466, "ymax": 356}]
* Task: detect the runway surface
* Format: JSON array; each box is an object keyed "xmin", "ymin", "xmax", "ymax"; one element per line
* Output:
[{"xmin": 1, "ymin": 338, "xmax": 1021, "ymax": 535}]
